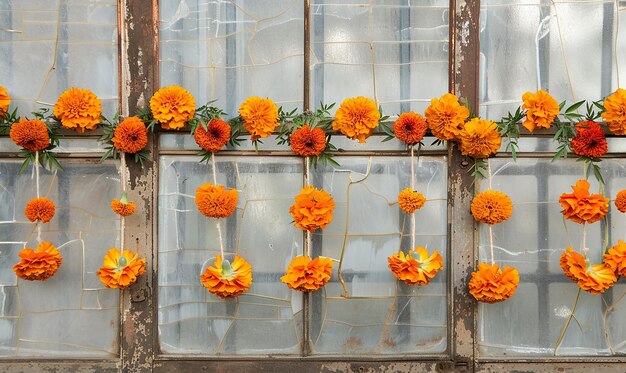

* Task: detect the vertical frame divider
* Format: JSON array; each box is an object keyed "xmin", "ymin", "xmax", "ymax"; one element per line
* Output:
[{"xmin": 302, "ymin": 0, "xmax": 312, "ymax": 357}]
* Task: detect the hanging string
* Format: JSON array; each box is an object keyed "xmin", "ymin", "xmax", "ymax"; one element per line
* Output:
[
  {"xmin": 487, "ymin": 159, "xmax": 495, "ymax": 265},
  {"xmin": 119, "ymin": 152, "xmax": 128, "ymax": 255},
  {"xmin": 211, "ymin": 154, "xmax": 225, "ymax": 258},
  {"xmin": 35, "ymin": 151, "xmax": 42, "ymax": 244},
  {"xmin": 410, "ymin": 146, "xmax": 415, "ymax": 250},
  {"xmin": 305, "ymin": 157, "xmax": 311, "ymax": 257}
]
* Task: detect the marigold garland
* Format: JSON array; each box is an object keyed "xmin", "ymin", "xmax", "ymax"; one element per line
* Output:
[
  {"xmin": 9, "ymin": 119, "xmax": 50, "ymax": 152},
  {"xmin": 424, "ymin": 93, "xmax": 470, "ymax": 141},
  {"xmin": 604, "ymin": 240, "xmax": 626, "ymax": 278},
  {"xmin": 397, "ymin": 188, "xmax": 426, "ymax": 214},
  {"xmin": 13, "ymin": 241, "xmax": 63, "ymax": 281},
  {"xmin": 96, "ymin": 248, "xmax": 146, "ymax": 289},
  {"xmin": 471, "ymin": 190, "xmax": 513, "ymax": 225},
  {"xmin": 0, "ymin": 85, "xmax": 10, "ymax": 115},
  {"xmin": 53, "ymin": 87, "xmax": 102, "ymax": 133},
  {"xmin": 387, "ymin": 247, "xmax": 444, "ymax": 286},
  {"xmin": 521, "ymin": 90, "xmax": 559, "ymax": 133},
  {"xmin": 281, "ymin": 256, "xmax": 333, "ymax": 292},
  {"xmin": 200, "ymin": 255, "xmax": 252, "ymax": 298},
  {"xmin": 615, "ymin": 190, "xmax": 626, "ymax": 213},
  {"xmin": 194, "ymin": 118, "xmax": 231, "ymax": 153},
  {"xmin": 24, "ymin": 197, "xmax": 56, "ymax": 223},
  {"xmin": 195, "ymin": 182, "xmax": 238, "ymax": 219},
  {"xmin": 290, "ymin": 125, "xmax": 326, "ymax": 157},
  {"xmin": 458, "ymin": 118, "xmax": 502, "ymax": 159},
  {"xmin": 149, "ymin": 85, "xmax": 196, "ymax": 130},
  {"xmin": 559, "ymin": 179, "xmax": 609, "ymax": 224},
  {"xmin": 570, "ymin": 121, "xmax": 607, "ymax": 158},
  {"xmin": 289, "ymin": 186, "xmax": 335, "ymax": 232},
  {"xmin": 239, "ymin": 96, "xmax": 279, "ymax": 141},
  {"xmin": 112, "ymin": 116, "xmax": 148, "ymax": 154},
  {"xmin": 111, "ymin": 193, "xmax": 136, "ymax": 217},
  {"xmin": 332, "ymin": 96, "xmax": 380, "ymax": 143},
  {"xmin": 560, "ymin": 247, "xmax": 616, "ymax": 294},
  {"xmin": 468, "ymin": 263, "xmax": 520, "ymax": 303},
  {"xmin": 393, "ymin": 112, "xmax": 428, "ymax": 145},
  {"xmin": 602, "ymin": 88, "xmax": 626, "ymax": 135}
]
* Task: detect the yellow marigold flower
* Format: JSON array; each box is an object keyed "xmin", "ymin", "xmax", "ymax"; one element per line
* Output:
[
  {"xmin": 425, "ymin": 93, "xmax": 470, "ymax": 141},
  {"xmin": 96, "ymin": 248, "xmax": 146, "ymax": 289},
  {"xmin": 388, "ymin": 247, "xmax": 444, "ymax": 286},
  {"xmin": 10, "ymin": 119, "xmax": 50, "ymax": 152},
  {"xmin": 200, "ymin": 255, "xmax": 252, "ymax": 299},
  {"xmin": 239, "ymin": 96, "xmax": 279, "ymax": 141},
  {"xmin": 521, "ymin": 90, "xmax": 559, "ymax": 132},
  {"xmin": 615, "ymin": 190, "xmax": 626, "ymax": 213},
  {"xmin": 25, "ymin": 197, "xmax": 56, "ymax": 223},
  {"xmin": 281, "ymin": 256, "xmax": 333, "ymax": 292},
  {"xmin": 559, "ymin": 179, "xmax": 609, "ymax": 224},
  {"xmin": 458, "ymin": 118, "xmax": 501, "ymax": 158},
  {"xmin": 560, "ymin": 247, "xmax": 616, "ymax": 294},
  {"xmin": 13, "ymin": 241, "xmax": 63, "ymax": 281},
  {"xmin": 332, "ymin": 96, "xmax": 380, "ymax": 143},
  {"xmin": 468, "ymin": 263, "xmax": 519, "ymax": 303},
  {"xmin": 289, "ymin": 186, "xmax": 335, "ymax": 232},
  {"xmin": 112, "ymin": 117, "xmax": 148, "ymax": 154},
  {"xmin": 0, "ymin": 85, "xmax": 10, "ymax": 115},
  {"xmin": 397, "ymin": 188, "xmax": 426, "ymax": 214},
  {"xmin": 53, "ymin": 88, "xmax": 102, "ymax": 133},
  {"xmin": 471, "ymin": 190, "xmax": 513, "ymax": 225},
  {"xmin": 111, "ymin": 193, "xmax": 137, "ymax": 217},
  {"xmin": 602, "ymin": 88, "xmax": 626, "ymax": 135},
  {"xmin": 150, "ymin": 85, "xmax": 196, "ymax": 130},
  {"xmin": 604, "ymin": 240, "xmax": 626, "ymax": 278},
  {"xmin": 195, "ymin": 182, "xmax": 238, "ymax": 219}
]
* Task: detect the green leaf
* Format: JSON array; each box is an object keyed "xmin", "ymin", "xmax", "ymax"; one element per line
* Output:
[{"xmin": 565, "ymin": 100, "xmax": 586, "ymax": 114}]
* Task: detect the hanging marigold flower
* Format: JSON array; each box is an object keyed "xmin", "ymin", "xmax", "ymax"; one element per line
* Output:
[
  {"xmin": 604, "ymin": 240, "xmax": 626, "ymax": 277},
  {"xmin": 471, "ymin": 190, "xmax": 513, "ymax": 225},
  {"xmin": 149, "ymin": 85, "xmax": 196, "ymax": 130},
  {"xmin": 195, "ymin": 182, "xmax": 238, "ymax": 218},
  {"xmin": 111, "ymin": 192, "xmax": 136, "ymax": 217},
  {"xmin": 393, "ymin": 112, "xmax": 428, "ymax": 145},
  {"xmin": 560, "ymin": 247, "xmax": 616, "ymax": 294},
  {"xmin": 9, "ymin": 119, "xmax": 50, "ymax": 152},
  {"xmin": 570, "ymin": 121, "xmax": 607, "ymax": 158},
  {"xmin": 53, "ymin": 87, "xmax": 102, "ymax": 133},
  {"xmin": 0, "ymin": 86, "xmax": 11, "ymax": 115},
  {"xmin": 238, "ymin": 96, "xmax": 279, "ymax": 141},
  {"xmin": 281, "ymin": 256, "xmax": 333, "ymax": 292},
  {"xmin": 468, "ymin": 263, "xmax": 520, "ymax": 303},
  {"xmin": 289, "ymin": 186, "xmax": 335, "ymax": 232},
  {"xmin": 96, "ymin": 248, "xmax": 146, "ymax": 289},
  {"xmin": 601, "ymin": 88, "xmax": 626, "ymax": 135},
  {"xmin": 290, "ymin": 125, "xmax": 327, "ymax": 157},
  {"xmin": 387, "ymin": 247, "xmax": 444, "ymax": 286},
  {"xmin": 332, "ymin": 96, "xmax": 380, "ymax": 143},
  {"xmin": 521, "ymin": 90, "xmax": 559, "ymax": 132},
  {"xmin": 615, "ymin": 190, "xmax": 626, "ymax": 213},
  {"xmin": 425, "ymin": 93, "xmax": 470, "ymax": 141},
  {"xmin": 458, "ymin": 118, "xmax": 502, "ymax": 158},
  {"xmin": 397, "ymin": 188, "xmax": 426, "ymax": 214},
  {"xmin": 24, "ymin": 197, "xmax": 56, "ymax": 223},
  {"xmin": 112, "ymin": 116, "xmax": 148, "ymax": 154},
  {"xmin": 13, "ymin": 241, "xmax": 63, "ymax": 281},
  {"xmin": 200, "ymin": 255, "xmax": 252, "ymax": 299},
  {"xmin": 194, "ymin": 118, "xmax": 231, "ymax": 153},
  {"xmin": 559, "ymin": 179, "xmax": 609, "ymax": 224}
]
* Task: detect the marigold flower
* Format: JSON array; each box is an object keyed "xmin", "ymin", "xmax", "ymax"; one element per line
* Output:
[
  {"xmin": 332, "ymin": 96, "xmax": 380, "ymax": 143},
  {"xmin": 560, "ymin": 247, "xmax": 616, "ymax": 294},
  {"xmin": 458, "ymin": 118, "xmax": 502, "ymax": 158},
  {"xmin": 471, "ymin": 190, "xmax": 513, "ymax": 225},
  {"xmin": 570, "ymin": 121, "xmax": 607, "ymax": 158},
  {"xmin": 53, "ymin": 88, "xmax": 102, "ymax": 133},
  {"xmin": 602, "ymin": 88, "xmax": 626, "ymax": 135},
  {"xmin": 397, "ymin": 188, "xmax": 426, "ymax": 214},
  {"xmin": 393, "ymin": 112, "xmax": 428, "ymax": 145},
  {"xmin": 521, "ymin": 90, "xmax": 559, "ymax": 132},
  {"xmin": 0, "ymin": 86, "xmax": 11, "ymax": 115},
  {"xmin": 468, "ymin": 263, "xmax": 519, "ymax": 303},
  {"xmin": 149, "ymin": 85, "xmax": 196, "ymax": 130},
  {"xmin": 9, "ymin": 119, "xmax": 50, "ymax": 152},
  {"xmin": 24, "ymin": 197, "xmax": 55, "ymax": 223},
  {"xmin": 239, "ymin": 96, "xmax": 279, "ymax": 141},
  {"xmin": 388, "ymin": 247, "xmax": 444, "ymax": 286},
  {"xmin": 200, "ymin": 255, "xmax": 252, "ymax": 298},
  {"xmin": 13, "ymin": 242, "xmax": 63, "ymax": 281},
  {"xmin": 112, "ymin": 117, "xmax": 148, "ymax": 154},
  {"xmin": 96, "ymin": 248, "xmax": 146, "ymax": 289},
  {"xmin": 195, "ymin": 182, "xmax": 238, "ymax": 218},
  {"xmin": 281, "ymin": 256, "xmax": 333, "ymax": 292},
  {"xmin": 289, "ymin": 186, "xmax": 335, "ymax": 232},
  {"xmin": 194, "ymin": 119, "xmax": 231, "ymax": 153},
  {"xmin": 604, "ymin": 240, "xmax": 626, "ymax": 277},
  {"xmin": 425, "ymin": 93, "xmax": 470, "ymax": 141},
  {"xmin": 559, "ymin": 179, "xmax": 609, "ymax": 224},
  {"xmin": 290, "ymin": 125, "xmax": 326, "ymax": 157},
  {"xmin": 615, "ymin": 190, "xmax": 626, "ymax": 213},
  {"xmin": 111, "ymin": 193, "xmax": 136, "ymax": 217}
]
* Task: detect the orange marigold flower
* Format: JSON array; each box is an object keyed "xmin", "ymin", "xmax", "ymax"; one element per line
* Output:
[
  {"xmin": 111, "ymin": 193, "xmax": 136, "ymax": 217},
  {"xmin": 53, "ymin": 87, "xmax": 102, "ymax": 133},
  {"xmin": 112, "ymin": 117, "xmax": 148, "ymax": 154},
  {"xmin": 281, "ymin": 256, "xmax": 333, "ymax": 292},
  {"xmin": 570, "ymin": 121, "xmax": 607, "ymax": 158},
  {"xmin": 559, "ymin": 179, "xmax": 609, "ymax": 224},
  {"xmin": 24, "ymin": 197, "xmax": 56, "ymax": 223},
  {"xmin": 601, "ymin": 88, "xmax": 626, "ymax": 135},
  {"xmin": 0, "ymin": 85, "xmax": 10, "ymax": 115},
  {"xmin": 397, "ymin": 188, "xmax": 426, "ymax": 214},
  {"xmin": 195, "ymin": 182, "xmax": 238, "ymax": 218},
  {"xmin": 239, "ymin": 96, "xmax": 279, "ymax": 141},
  {"xmin": 149, "ymin": 85, "xmax": 196, "ymax": 130},
  {"xmin": 9, "ymin": 119, "xmax": 50, "ymax": 152},
  {"xmin": 468, "ymin": 263, "xmax": 519, "ymax": 303},
  {"xmin": 521, "ymin": 90, "xmax": 559, "ymax": 132},
  {"xmin": 615, "ymin": 190, "xmax": 626, "ymax": 213},
  {"xmin": 200, "ymin": 255, "xmax": 252, "ymax": 299},
  {"xmin": 471, "ymin": 190, "xmax": 513, "ymax": 225},
  {"xmin": 604, "ymin": 240, "xmax": 626, "ymax": 277},
  {"xmin": 560, "ymin": 247, "xmax": 616, "ymax": 294},
  {"xmin": 388, "ymin": 247, "xmax": 444, "ymax": 286},
  {"xmin": 332, "ymin": 96, "xmax": 380, "ymax": 143},
  {"xmin": 13, "ymin": 241, "xmax": 63, "ymax": 281},
  {"xmin": 96, "ymin": 248, "xmax": 146, "ymax": 289},
  {"xmin": 393, "ymin": 112, "xmax": 428, "ymax": 145},
  {"xmin": 194, "ymin": 119, "xmax": 231, "ymax": 153},
  {"xmin": 425, "ymin": 93, "xmax": 470, "ymax": 141},
  {"xmin": 290, "ymin": 125, "xmax": 327, "ymax": 157},
  {"xmin": 289, "ymin": 186, "xmax": 335, "ymax": 232},
  {"xmin": 458, "ymin": 118, "xmax": 502, "ymax": 159}
]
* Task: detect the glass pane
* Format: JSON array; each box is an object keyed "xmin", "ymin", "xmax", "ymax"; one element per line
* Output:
[{"xmin": 0, "ymin": 160, "xmax": 120, "ymax": 358}]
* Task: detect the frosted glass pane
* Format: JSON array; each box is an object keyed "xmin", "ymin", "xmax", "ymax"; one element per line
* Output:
[
  {"xmin": 0, "ymin": 0, "xmax": 119, "ymax": 117},
  {"xmin": 0, "ymin": 160, "xmax": 120, "ymax": 358}
]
